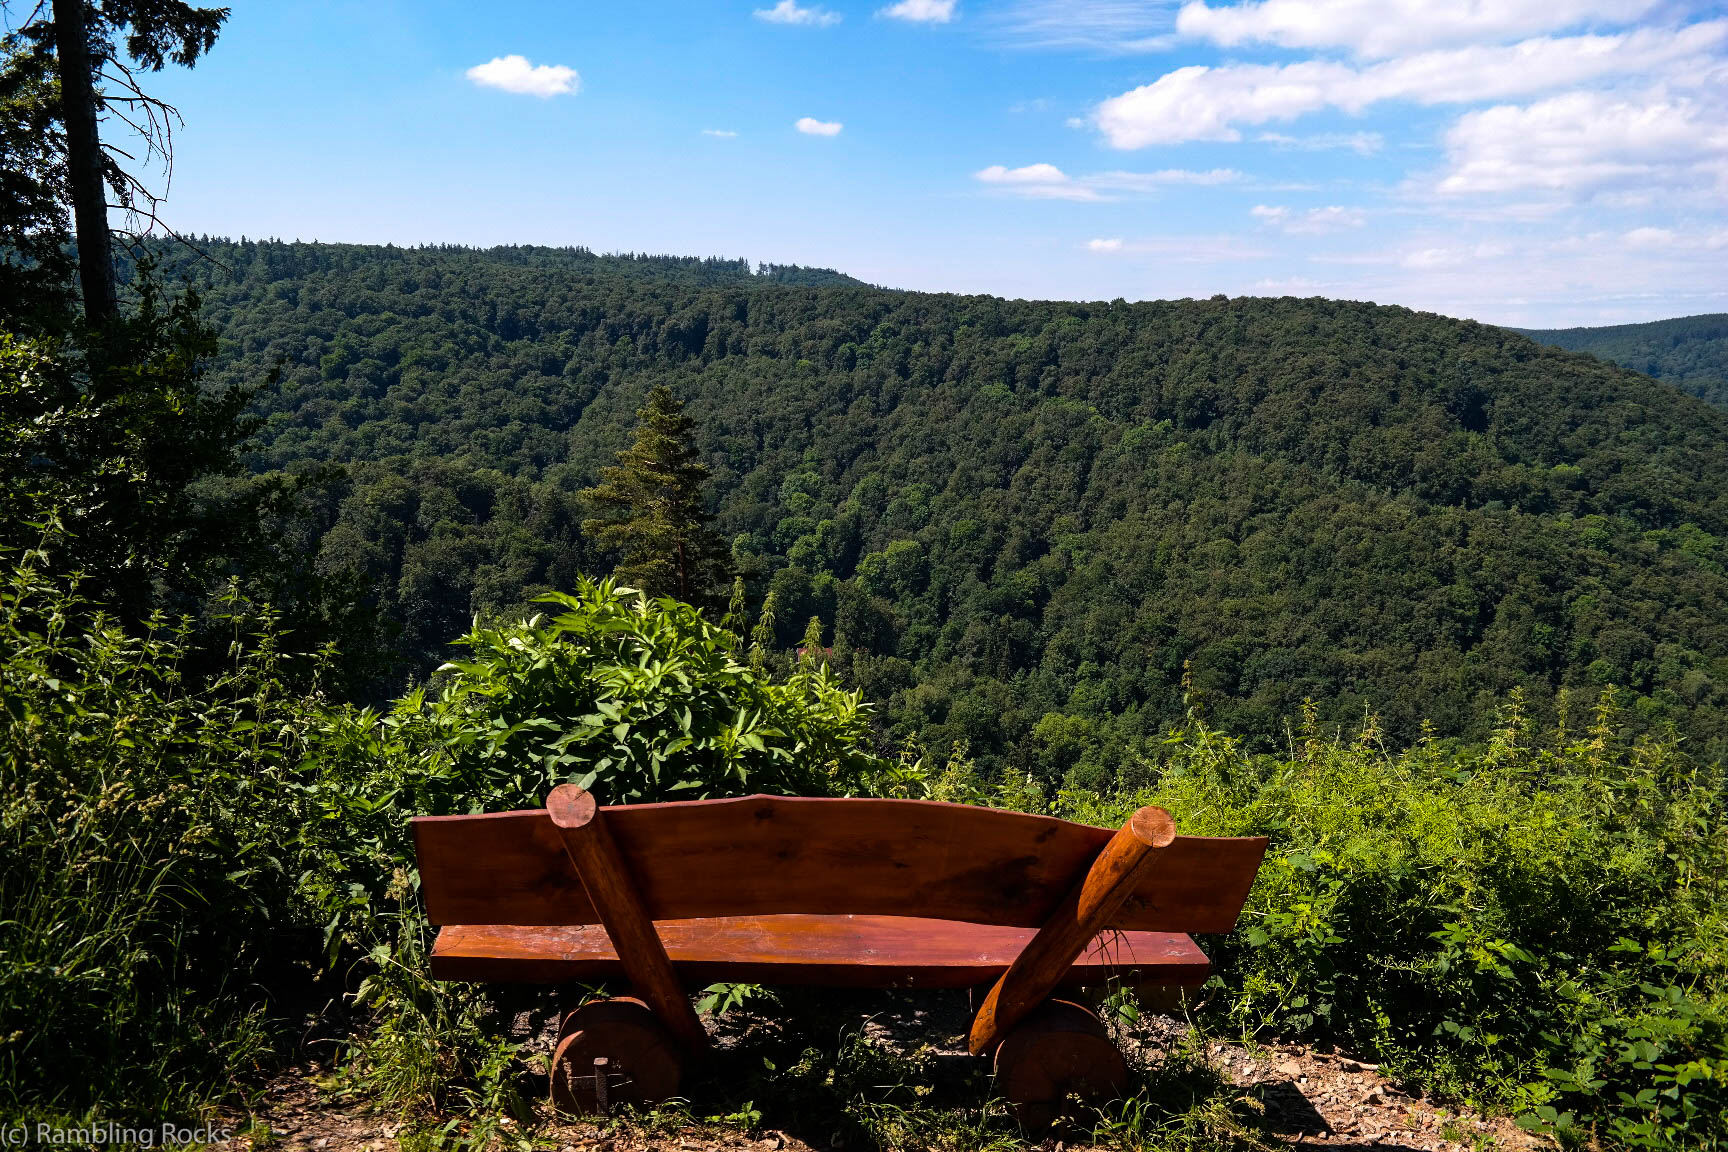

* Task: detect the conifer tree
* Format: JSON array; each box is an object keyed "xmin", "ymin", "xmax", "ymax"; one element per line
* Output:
[{"xmin": 580, "ymin": 385, "xmax": 730, "ymax": 606}]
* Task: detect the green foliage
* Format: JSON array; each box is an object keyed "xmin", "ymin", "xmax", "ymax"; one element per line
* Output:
[
  {"xmin": 0, "ymin": 542, "xmax": 327, "ymax": 1122},
  {"xmin": 10, "ymin": 522, "xmax": 1725, "ymax": 1150},
  {"xmin": 0, "ymin": 522, "xmax": 919, "ymax": 1127},
  {"xmin": 1521, "ymin": 313, "xmax": 1728, "ymax": 408},
  {"xmin": 0, "ymin": 287, "xmax": 387, "ymax": 694},
  {"xmin": 11, "ymin": 233, "xmax": 1728, "ymax": 1150},
  {"xmin": 145, "ymin": 239, "xmax": 1728, "ymax": 767},
  {"xmin": 345, "ymin": 914, "xmax": 531, "ymax": 1132},
  {"xmin": 579, "ymin": 384, "xmax": 730, "ymax": 607},
  {"xmin": 408, "ymin": 578, "xmax": 908, "ymax": 806},
  {"xmin": 0, "ymin": 37, "xmax": 75, "ymax": 330},
  {"xmin": 1059, "ymin": 695, "xmax": 1728, "ymax": 1150},
  {"xmin": 0, "ymin": 282, "xmax": 254, "ymax": 617},
  {"xmin": 697, "ymin": 982, "xmax": 773, "ymax": 1018}
]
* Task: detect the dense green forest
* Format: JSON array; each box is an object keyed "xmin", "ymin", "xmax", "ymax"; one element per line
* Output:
[
  {"xmin": 1519, "ymin": 313, "xmax": 1728, "ymax": 409},
  {"xmin": 157, "ymin": 239, "xmax": 1728, "ymax": 772}
]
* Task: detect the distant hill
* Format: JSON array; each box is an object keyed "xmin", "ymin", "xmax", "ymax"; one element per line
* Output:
[
  {"xmin": 1517, "ymin": 314, "xmax": 1728, "ymax": 408},
  {"xmin": 148, "ymin": 240, "xmax": 1728, "ymax": 773}
]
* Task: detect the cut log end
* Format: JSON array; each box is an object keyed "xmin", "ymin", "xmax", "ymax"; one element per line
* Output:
[
  {"xmin": 547, "ymin": 783, "xmax": 598, "ymax": 830},
  {"xmin": 992, "ymin": 999, "xmax": 1130, "ymax": 1130},
  {"xmin": 1127, "ymin": 805, "xmax": 1176, "ymax": 849},
  {"xmin": 550, "ymin": 997, "xmax": 684, "ymax": 1115}
]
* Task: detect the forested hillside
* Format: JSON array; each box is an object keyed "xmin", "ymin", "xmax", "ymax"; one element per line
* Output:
[
  {"xmin": 159, "ymin": 240, "xmax": 1728, "ymax": 772},
  {"xmin": 1519, "ymin": 313, "xmax": 1728, "ymax": 408}
]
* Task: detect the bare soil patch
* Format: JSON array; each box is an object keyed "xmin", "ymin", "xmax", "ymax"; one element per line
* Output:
[{"xmin": 228, "ymin": 993, "xmax": 1550, "ymax": 1152}]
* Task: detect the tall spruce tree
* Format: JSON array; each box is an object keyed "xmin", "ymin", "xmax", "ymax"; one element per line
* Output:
[{"xmin": 580, "ymin": 386, "xmax": 730, "ymax": 607}]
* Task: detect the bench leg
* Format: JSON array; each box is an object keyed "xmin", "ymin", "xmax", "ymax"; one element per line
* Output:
[
  {"xmin": 547, "ymin": 785, "xmax": 711, "ymax": 1055},
  {"xmin": 992, "ymin": 999, "xmax": 1129, "ymax": 1129},
  {"xmin": 968, "ymin": 806, "xmax": 1175, "ymax": 1054},
  {"xmin": 550, "ymin": 997, "xmax": 684, "ymax": 1116}
]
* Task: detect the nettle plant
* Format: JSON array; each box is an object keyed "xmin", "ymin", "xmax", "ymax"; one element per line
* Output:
[
  {"xmin": 400, "ymin": 578, "xmax": 917, "ymax": 811},
  {"xmin": 1060, "ymin": 696, "xmax": 1728, "ymax": 1152}
]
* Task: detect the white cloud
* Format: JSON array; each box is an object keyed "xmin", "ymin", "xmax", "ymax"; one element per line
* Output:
[
  {"xmin": 989, "ymin": 1, "xmax": 1177, "ymax": 53},
  {"xmin": 755, "ymin": 0, "xmax": 842, "ymax": 26},
  {"xmin": 795, "ymin": 116, "xmax": 844, "ymax": 136},
  {"xmin": 881, "ymin": 0, "xmax": 959, "ymax": 22},
  {"xmin": 1068, "ymin": 234, "xmax": 1274, "ymax": 261},
  {"xmin": 977, "ymin": 162, "xmax": 1070, "ymax": 184},
  {"xmin": 1094, "ymin": 22, "xmax": 1727, "ymax": 147},
  {"xmin": 1258, "ymin": 130, "xmax": 1382, "ymax": 154},
  {"xmin": 702, "ymin": 129, "xmax": 739, "ymax": 138},
  {"xmin": 1252, "ymin": 203, "xmax": 1367, "ymax": 233},
  {"xmin": 1175, "ymin": 0, "xmax": 1663, "ymax": 59},
  {"xmin": 975, "ymin": 163, "xmax": 1239, "ymax": 200},
  {"xmin": 1438, "ymin": 89, "xmax": 1728, "ymax": 199},
  {"xmin": 465, "ymin": 55, "xmax": 579, "ymax": 98},
  {"xmin": 1105, "ymin": 167, "xmax": 1241, "ymax": 187},
  {"xmin": 975, "ymin": 163, "xmax": 1100, "ymax": 199}
]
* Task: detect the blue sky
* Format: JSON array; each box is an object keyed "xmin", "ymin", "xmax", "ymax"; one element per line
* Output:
[{"xmin": 110, "ymin": 0, "xmax": 1728, "ymax": 326}]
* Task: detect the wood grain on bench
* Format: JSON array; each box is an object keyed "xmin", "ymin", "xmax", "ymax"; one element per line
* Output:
[
  {"xmin": 414, "ymin": 795, "xmax": 1266, "ymax": 934},
  {"xmin": 429, "ymin": 914, "xmax": 1214, "ymax": 988}
]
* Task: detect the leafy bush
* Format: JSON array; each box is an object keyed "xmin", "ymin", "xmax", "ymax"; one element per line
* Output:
[
  {"xmin": 1059, "ymin": 694, "xmax": 1728, "ymax": 1150},
  {"xmin": 389, "ymin": 577, "xmax": 920, "ymax": 810}
]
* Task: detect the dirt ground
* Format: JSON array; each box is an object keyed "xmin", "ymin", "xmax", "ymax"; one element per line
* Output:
[{"xmin": 229, "ymin": 995, "xmax": 1551, "ymax": 1152}]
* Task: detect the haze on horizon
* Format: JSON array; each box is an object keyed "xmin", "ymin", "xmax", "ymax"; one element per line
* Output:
[{"xmin": 114, "ymin": 0, "xmax": 1728, "ymax": 328}]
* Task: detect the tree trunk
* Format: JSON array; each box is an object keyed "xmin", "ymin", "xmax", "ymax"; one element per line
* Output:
[{"xmin": 53, "ymin": 0, "xmax": 117, "ymax": 327}]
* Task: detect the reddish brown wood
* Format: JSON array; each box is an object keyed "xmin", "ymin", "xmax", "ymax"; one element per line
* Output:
[
  {"xmin": 549, "ymin": 998, "xmax": 683, "ymax": 1115},
  {"xmin": 547, "ymin": 785, "xmax": 709, "ymax": 1054},
  {"xmin": 968, "ymin": 807, "xmax": 1175, "ymax": 1055},
  {"xmin": 429, "ymin": 915, "xmax": 1213, "ymax": 987},
  {"xmin": 413, "ymin": 795, "xmax": 1265, "ymax": 933},
  {"xmin": 993, "ymin": 1000, "xmax": 1130, "ymax": 1129}
]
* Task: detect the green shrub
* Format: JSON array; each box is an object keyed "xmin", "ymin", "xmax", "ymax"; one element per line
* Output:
[
  {"xmin": 0, "ymin": 548, "xmax": 329, "ymax": 1122},
  {"xmin": 409, "ymin": 578, "xmax": 921, "ymax": 808},
  {"xmin": 0, "ymin": 546, "xmax": 925, "ymax": 1127},
  {"xmin": 1060, "ymin": 694, "xmax": 1728, "ymax": 1150}
]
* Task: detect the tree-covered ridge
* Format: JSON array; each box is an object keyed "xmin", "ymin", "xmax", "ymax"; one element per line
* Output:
[
  {"xmin": 1518, "ymin": 313, "xmax": 1728, "ymax": 408},
  {"xmin": 157, "ymin": 239, "xmax": 1728, "ymax": 770}
]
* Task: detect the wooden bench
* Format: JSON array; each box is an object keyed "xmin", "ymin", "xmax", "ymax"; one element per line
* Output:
[{"xmin": 413, "ymin": 785, "xmax": 1266, "ymax": 1123}]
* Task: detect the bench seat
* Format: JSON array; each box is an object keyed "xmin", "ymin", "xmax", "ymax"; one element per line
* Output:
[{"xmin": 430, "ymin": 914, "xmax": 1212, "ymax": 988}]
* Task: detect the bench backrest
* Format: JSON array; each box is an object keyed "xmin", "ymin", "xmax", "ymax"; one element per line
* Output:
[{"xmin": 414, "ymin": 794, "xmax": 1267, "ymax": 934}]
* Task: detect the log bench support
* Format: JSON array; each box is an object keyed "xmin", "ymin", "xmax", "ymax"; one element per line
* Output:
[
  {"xmin": 547, "ymin": 784, "xmax": 710, "ymax": 1055},
  {"xmin": 968, "ymin": 805, "xmax": 1176, "ymax": 1056}
]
